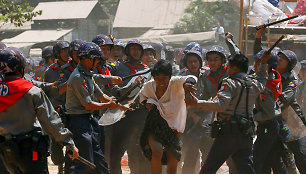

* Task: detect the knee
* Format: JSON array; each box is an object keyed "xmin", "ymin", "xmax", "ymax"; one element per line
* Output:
[{"xmin": 151, "ymin": 150, "xmax": 163, "ymax": 160}]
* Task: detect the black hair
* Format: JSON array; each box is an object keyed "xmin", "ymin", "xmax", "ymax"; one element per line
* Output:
[
  {"xmin": 151, "ymin": 59, "xmax": 172, "ymax": 77},
  {"xmin": 228, "ymin": 54, "xmax": 249, "ymax": 73}
]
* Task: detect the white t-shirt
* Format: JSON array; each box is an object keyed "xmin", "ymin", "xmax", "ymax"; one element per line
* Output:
[{"xmin": 139, "ymin": 75, "xmax": 197, "ymax": 133}]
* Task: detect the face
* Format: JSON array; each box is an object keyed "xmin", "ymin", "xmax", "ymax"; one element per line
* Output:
[
  {"xmin": 60, "ymin": 48, "xmax": 70, "ymax": 62},
  {"xmin": 72, "ymin": 50, "xmax": 80, "ymax": 63},
  {"xmin": 129, "ymin": 44, "xmax": 142, "ymax": 60},
  {"xmin": 276, "ymin": 53, "xmax": 289, "ymax": 72},
  {"xmin": 100, "ymin": 45, "xmax": 111, "ymax": 60},
  {"xmin": 110, "ymin": 45, "xmax": 124, "ymax": 62},
  {"xmin": 153, "ymin": 74, "xmax": 171, "ymax": 88},
  {"xmin": 207, "ymin": 52, "xmax": 223, "ymax": 72},
  {"xmin": 186, "ymin": 55, "xmax": 201, "ymax": 74},
  {"xmin": 142, "ymin": 49, "xmax": 155, "ymax": 67}
]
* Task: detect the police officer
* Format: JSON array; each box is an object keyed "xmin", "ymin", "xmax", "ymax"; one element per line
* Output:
[
  {"xmin": 64, "ymin": 42, "xmax": 130, "ymax": 174},
  {"xmin": 44, "ymin": 41, "xmax": 70, "ymax": 173},
  {"xmin": 142, "ymin": 44, "xmax": 156, "ymax": 67},
  {"xmin": 0, "ymin": 50, "xmax": 78, "ymax": 174},
  {"xmin": 35, "ymin": 46, "xmax": 55, "ymax": 81},
  {"xmin": 185, "ymin": 53, "xmax": 269, "ymax": 174},
  {"xmin": 276, "ymin": 50, "xmax": 306, "ymax": 173},
  {"xmin": 180, "ymin": 49, "xmax": 214, "ymax": 174},
  {"xmin": 105, "ymin": 39, "xmax": 150, "ymax": 174},
  {"xmin": 110, "ymin": 39, "xmax": 126, "ymax": 63}
]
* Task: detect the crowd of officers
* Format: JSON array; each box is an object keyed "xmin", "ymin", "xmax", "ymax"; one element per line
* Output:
[{"xmin": 0, "ymin": 23, "xmax": 305, "ymax": 174}]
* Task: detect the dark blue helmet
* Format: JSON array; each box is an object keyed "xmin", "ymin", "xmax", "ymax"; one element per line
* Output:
[
  {"xmin": 205, "ymin": 45, "xmax": 226, "ymax": 60},
  {"xmin": 183, "ymin": 49, "xmax": 203, "ymax": 68},
  {"xmin": 154, "ymin": 43, "xmax": 165, "ymax": 51},
  {"xmin": 42, "ymin": 46, "xmax": 54, "ymax": 60},
  {"xmin": 53, "ymin": 41, "xmax": 69, "ymax": 59},
  {"xmin": 184, "ymin": 42, "xmax": 202, "ymax": 54},
  {"xmin": 125, "ymin": 39, "xmax": 144, "ymax": 58},
  {"xmin": 143, "ymin": 44, "xmax": 156, "ymax": 57},
  {"xmin": 0, "ymin": 42, "xmax": 7, "ymax": 50},
  {"xmin": 69, "ymin": 39, "xmax": 84, "ymax": 57},
  {"xmin": 113, "ymin": 39, "xmax": 126, "ymax": 48},
  {"xmin": 0, "ymin": 49, "xmax": 27, "ymax": 74},
  {"xmin": 253, "ymin": 49, "xmax": 279, "ymax": 69},
  {"xmin": 77, "ymin": 42, "xmax": 104, "ymax": 60},
  {"xmin": 92, "ymin": 34, "xmax": 113, "ymax": 47},
  {"xmin": 278, "ymin": 50, "xmax": 297, "ymax": 71}
]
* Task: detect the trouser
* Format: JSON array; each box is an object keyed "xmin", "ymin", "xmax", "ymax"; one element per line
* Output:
[
  {"xmin": 199, "ymin": 130, "xmax": 255, "ymax": 174},
  {"xmin": 287, "ymin": 136, "xmax": 306, "ymax": 174},
  {"xmin": 65, "ymin": 114, "xmax": 110, "ymax": 174},
  {"xmin": 181, "ymin": 127, "xmax": 213, "ymax": 174},
  {"xmin": 253, "ymin": 119, "xmax": 287, "ymax": 174},
  {"xmin": 104, "ymin": 108, "xmax": 150, "ymax": 174},
  {"xmin": 0, "ymin": 133, "xmax": 49, "ymax": 174}
]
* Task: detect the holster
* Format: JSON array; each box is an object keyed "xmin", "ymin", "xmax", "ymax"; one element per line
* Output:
[{"xmin": 237, "ymin": 117, "xmax": 255, "ymax": 136}]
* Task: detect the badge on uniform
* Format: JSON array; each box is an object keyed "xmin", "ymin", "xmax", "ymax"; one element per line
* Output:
[
  {"xmin": 0, "ymin": 82, "xmax": 9, "ymax": 96},
  {"xmin": 60, "ymin": 73, "xmax": 64, "ymax": 79},
  {"xmin": 219, "ymin": 82, "xmax": 227, "ymax": 91},
  {"xmin": 289, "ymin": 81, "xmax": 296, "ymax": 88},
  {"xmin": 82, "ymin": 80, "xmax": 88, "ymax": 92}
]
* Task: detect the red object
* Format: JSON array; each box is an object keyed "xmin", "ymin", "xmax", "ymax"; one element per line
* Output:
[
  {"xmin": 266, "ymin": 70, "xmax": 282, "ymax": 101},
  {"xmin": 207, "ymin": 65, "xmax": 227, "ymax": 93},
  {"xmin": 0, "ymin": 78, "xmax": 34, "ymax": 112},
  {"xmin": 125, "ymin": 62, "xmax": 146, "ymax": 74},
  {"xmin": 67, "ymin": 65, "xmax": 75, "ymax": 72},
  {"xmin": 32, "ymin": 151, "xmax": 38, "ymax": 161},
  {"xmin": 96, "ymin": 65, "xmax": 111, "ymax": 87},
  {"xmin": 49, "ymin": 63, "xmax": 61, "ymax": 70}
]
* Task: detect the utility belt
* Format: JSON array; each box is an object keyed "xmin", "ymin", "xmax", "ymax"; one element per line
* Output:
[
  {"xmin": 0, "ymin": 129, "xmax": 49, "ymax": 163},
  {"xmin": 211, "ymin": 116, "xmax": 255, "ymax": 138}
]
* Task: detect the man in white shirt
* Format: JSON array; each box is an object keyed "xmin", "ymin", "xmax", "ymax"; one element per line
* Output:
[{"xmin": 212, "ymin": 23, "xmax": 225, "ymax": 42}]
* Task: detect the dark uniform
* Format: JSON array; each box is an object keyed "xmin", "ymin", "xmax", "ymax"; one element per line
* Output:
[
  {"xmin": 0, "ymin": 50, "xmax": 76, "ymax": 174},
  {"xmin": 188, "ymin": 54, "xmax": 268, "ymax": 174},
  {"xmin": 65, "ymin": 43, "xmax": 110, "ymax": 174}
]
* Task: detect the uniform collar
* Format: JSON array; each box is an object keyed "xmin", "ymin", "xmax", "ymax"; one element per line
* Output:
[
  {"xmin": 281, "ymin": 71, "xmax": 291, "ymax": 80},
  {"xmin": 78, "ymin": 64, "xmax": 93, "ymax": 77}
]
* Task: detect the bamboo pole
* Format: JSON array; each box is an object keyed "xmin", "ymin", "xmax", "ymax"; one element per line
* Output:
[{"xmin": 239, "ymin": 0, "xmax": 244, "ymax": 50}]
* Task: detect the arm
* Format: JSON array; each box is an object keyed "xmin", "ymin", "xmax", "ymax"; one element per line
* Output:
[
  {"xmin": 225, "ymin": 32, "xmax": 240, "ymax": 56},
  {"xmin": 254, "ymin": 25, "xmax": 265, "ymax": 55}
]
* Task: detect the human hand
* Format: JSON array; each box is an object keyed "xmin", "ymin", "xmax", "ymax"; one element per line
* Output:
[
  {"xmin": 110, "ymin": 76, "xmax": 123, "ymax": 85},
  {"xmin": 185, "ymin": 92, "xmax": 199, "ymax": 107}
]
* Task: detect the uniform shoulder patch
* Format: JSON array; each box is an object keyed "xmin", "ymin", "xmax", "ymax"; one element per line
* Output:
[
  {"xmin": 0, "ymin": 82, "xmax": 9, "ymax": 96},
  {"xmin": 289, "ymin": 81, "xmax": 296, "ymax": 88}
]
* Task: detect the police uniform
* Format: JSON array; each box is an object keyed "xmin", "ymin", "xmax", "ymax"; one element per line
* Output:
[
  {"xmin": 0, "ymin": 75, "xmax": 75, "ymax": 174},
  {"xmin": 179, "ymin": 68, "xmax": 215, "ymax": 174},
  {"xmin": 195, "ymin": 62, "xmax": 268, "ymax": 174},
  {"xmin": 252, "ymin": 70, "xmax": 288, "ymax": 174},
  {"xmin": 35, "ymin": 63, "xmax": 49, "ymax": 81},
  {"xmin": 278, "ymin": 71, "xmax": 306, "ymax": 173},
  {"xmin": 65, "ymin": 63, "xmax": 110, "ymax": 174},
  {"xmin": 105, "ymin": 60, "xmax": 150, "ymax": 174}
]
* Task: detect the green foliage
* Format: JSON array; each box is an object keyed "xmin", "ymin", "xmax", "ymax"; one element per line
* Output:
[
  {"xmin": 0, "ymin": 0, "xmax": 42, "ymax": 27},
  {"xmin": 173, "ymin": 0, "xmax": 239, "ymax": 34}
]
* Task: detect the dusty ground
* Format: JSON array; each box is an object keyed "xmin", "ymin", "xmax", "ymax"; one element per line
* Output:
[{"xmin": 48, "ymin": 156, "xmax": 229, "ymax": 174}]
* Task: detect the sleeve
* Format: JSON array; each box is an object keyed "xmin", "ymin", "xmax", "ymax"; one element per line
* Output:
[
  {"xmin": 58, "ymin": 69, "xmax": 70, "ymax": 87},
  {"xmin": 254, "ymin": 38, "xmax": 263, "ymax": 55},
  {"xmin": 70, "ymin": 75, "xmax": 93, "ymax": 106},
  {"xmin": 278, "ymin": 78, "xmax": 298, "ymax": 107},
  {"xmin": 34, "ymin": 89, "xmax": 75, "ymax": 148},
  {"xmin": 24, "ymin": 75, "xmax": 54, "ymax": 92},
  {"xmin": 139, "ymin": 83, "xmax": 150, "ymax": 103},
  {"xmin": 196, "ymin": 79, "xmax": 232, "ymax": 112},
  {"xmin": 255, "ymin": 63, "xmax": 268, "ymax": 91},
  {"xmin": 254, "ymin": 92, "xmax": 278, "ymax": 122},
  {"xmin": 94, "ymin": 82, "xmax": 104, "ymax": 99},
  {"xmin": 93, "ymin": 74, "xmax": 111, "ymax": 86},
  {"xmin": 43, "ymin": 69, "xmax": 51, "ymax": 83},
  {"xmin": 226, "ymin": 39, "xmax": 240, "ymax": 56}
]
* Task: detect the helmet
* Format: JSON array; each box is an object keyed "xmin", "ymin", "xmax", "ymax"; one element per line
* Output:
[
  {"xmin": 69, "ymin": 39, "xmax": 84, "ymax": 57},
  {"xmin": 205, "ymin": 45, "xmax": 226, "ymax": 60},
  {"xmin": 0, "ymin": 42, "xmax": 7, "ymax": 50},
  {"xmin": 0, "ymin": 49, "xmax": 27, "ymax": 74},
  {"xmin": 143, "ymin": 44, "xmax": 156, "ymax": 57},
  {"xmin": 253, "ymin": 48, "xmax": 279, "ymax": 69},
  {"xmin": 278, "ymin": 50, "xmax": 297, "ymax": 71},
  {"xmin": 153, "ymin": 43, "xmax": 165, "ymax": 51},
  {"xmin": 113, "ymin": 39, "xmax": 126, "ymax": 48},
  {"xmin": 42, "ymin": 46, "xmax": 54, "ymax": 60},
  {"xmin": 183, "ymin": 49, "xmax": 203, "ymax": 68},
  {"xmin": 53, "ymin": 41, "xmax": 69, "ymax": 59},
  {"xmin": 92, "ymin": 34, "xmax": 113, "ymax": 47},
  {"xmin": 125, "ymin": 39, "xmax": 144, "ymax": 58},
  {"xmin": 77, "ymin": 42, "xmax": 104, "ymax": 60},
  {"xmin": 184, "ymin": 42, "xmax": 202, "ymax": 54}
]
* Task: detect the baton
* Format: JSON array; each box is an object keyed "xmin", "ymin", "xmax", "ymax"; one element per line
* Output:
[
  {"xmin": 265, "ymin": 35, "xmax": 285, "ymax": 55},
  {"xmin": 122, "ymin": 69, "xmax": 151, "ymax": 81},
  {"xmin": 256, "ymin": 15, "xmax": 299, "ymax": 30},
  {"xmin": 67, "ymin": 151, "xmax": 96, "ymax": 169}
]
